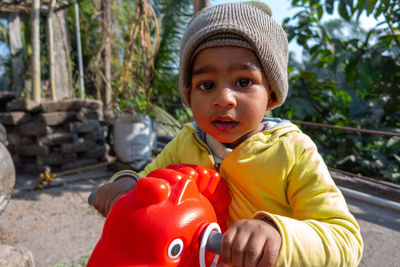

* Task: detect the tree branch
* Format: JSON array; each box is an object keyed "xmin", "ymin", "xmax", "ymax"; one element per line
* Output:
[
  {"xmin": 384, "ymin": 14, "xmax": 400, "ymax": 50},
  {"xmin": 0, "ymin": 0, "xmax": 87, "ymax": 15}
]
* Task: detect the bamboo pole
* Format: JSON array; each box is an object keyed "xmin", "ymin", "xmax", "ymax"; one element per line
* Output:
[
  {"xmin": 102, "ymin": 0, "xmax": 112, "ymax": 111},
  {"xmin": 74, "ymin": 0, "xmax": 85, "ymax": 99},
  {"xmin": 47, "ymin": 0, "xmax": 57, "ymax": 100},
  {"xmin": 31, "ymin": 0, "xmax": 41, "ymax": 102}
]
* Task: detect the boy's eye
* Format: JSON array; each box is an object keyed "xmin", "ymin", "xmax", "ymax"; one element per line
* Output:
[
  {"xmin": 236, "ymin": 78, "xmax": 253, "ymax": 87},
  {"xmin": 199, "ymin": 81, "xmax": 215, "ymax": 91}
]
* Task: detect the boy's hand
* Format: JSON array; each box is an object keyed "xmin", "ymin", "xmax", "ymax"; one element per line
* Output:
[
  {"xmin": 218, "ymin": 219, "xmax": 281, "ymax": 267},
  {"xmin": 93, "ymin": 176, "xmax": 136, "ymax": 217}
]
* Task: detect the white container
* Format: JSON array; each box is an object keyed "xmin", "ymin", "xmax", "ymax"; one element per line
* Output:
[{"xmin": 113, "ymin": 113, "xmax": 156, "ymax": 170}]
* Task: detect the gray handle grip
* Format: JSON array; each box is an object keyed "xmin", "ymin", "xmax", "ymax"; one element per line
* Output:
[
  {"xmin": 88, "ymin": 191, "xmax": 96, "ymax": 205},
  {"xmin": 206, "ymin": 231, "xmax": 222, "ymax": 255}
]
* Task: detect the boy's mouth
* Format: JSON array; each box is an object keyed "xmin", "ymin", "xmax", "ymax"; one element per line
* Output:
[{"xmin": 212, "ymin": 117, "xmax": 238, "ymax": 131}]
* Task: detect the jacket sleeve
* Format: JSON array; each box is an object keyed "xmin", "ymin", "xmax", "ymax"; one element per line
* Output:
[{"xmin": 254, "ymin": 133, "xmax": 363, "ymax": 267}]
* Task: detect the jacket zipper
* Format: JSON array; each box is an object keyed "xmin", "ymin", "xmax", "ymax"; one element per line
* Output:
[{"xmin": 191, "ymin": 132, "xmax": 219, "ymax": 171}]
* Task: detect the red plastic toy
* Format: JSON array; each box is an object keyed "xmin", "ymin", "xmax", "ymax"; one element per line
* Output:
[{"xmin": 87, "ymin": 164, "xmax": 231, "ymax": 267}]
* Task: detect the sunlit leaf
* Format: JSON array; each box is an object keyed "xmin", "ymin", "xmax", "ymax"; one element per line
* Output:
[
  {"xmin": 325, "ymin": 0, "xmax": 334, "ymax": 14},
  {"xmin": 339, "ymin": 1, "xmax": 351, "ymax": 21},
  {"xmin": 366, "ymin": 0, "xmax": 378, "ymax": 15}
]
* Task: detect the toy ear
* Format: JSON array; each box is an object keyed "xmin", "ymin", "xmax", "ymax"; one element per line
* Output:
[
  {"xmin": 167, "ymin": 164, "xmax": 199, "ymax": 181},
  {"xmin": 147, "ymin": 168, "xmax": 184, "ymax": 185},
  {"xmin": 136, "ymin": 177, "xmax": 170, "ymax": 205}
]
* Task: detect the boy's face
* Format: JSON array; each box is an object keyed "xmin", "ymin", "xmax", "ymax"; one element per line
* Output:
[{"xmin": 190, "ymin": 46, "xmax": 276, "ymax": 148}]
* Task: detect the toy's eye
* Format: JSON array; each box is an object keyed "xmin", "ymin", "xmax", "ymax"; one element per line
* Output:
[{"xmin": 167, "ymin": 238, "xmax": 184, "ymax": 259}]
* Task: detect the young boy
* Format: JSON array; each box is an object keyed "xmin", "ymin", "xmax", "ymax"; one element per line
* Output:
[{"xmin": 94, "ymin": 2, "xmax": 363, "ymax": 266}]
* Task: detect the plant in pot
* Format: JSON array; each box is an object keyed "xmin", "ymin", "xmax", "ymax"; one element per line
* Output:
[{"xmin": 112, "ymin": 0, "xmax": 160, "ymax": 171}]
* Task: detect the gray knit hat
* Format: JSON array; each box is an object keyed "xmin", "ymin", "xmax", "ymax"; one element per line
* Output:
[{"xmin": 179, "ymin": 2, "xmax": 289, "ymax": 109}]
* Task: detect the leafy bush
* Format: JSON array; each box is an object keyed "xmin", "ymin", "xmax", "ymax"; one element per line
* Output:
[{"xmin": 273, "ymin": 0, "xmax": 400, "ymax": 183}]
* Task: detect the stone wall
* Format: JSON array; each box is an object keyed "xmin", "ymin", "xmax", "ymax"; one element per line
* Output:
[{"xmin": 0, "ymin": 98, "xmax": 107, "ymax": 174}]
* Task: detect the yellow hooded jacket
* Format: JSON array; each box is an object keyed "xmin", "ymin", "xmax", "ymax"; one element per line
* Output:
[{"xmin": 113, "ymin": 120, "xmax": 363, "ymax": 266}]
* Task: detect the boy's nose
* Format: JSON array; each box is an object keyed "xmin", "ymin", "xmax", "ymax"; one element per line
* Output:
[{"xmin": 212, "ymin": 87, "xmax": 237, "ymax": 108}]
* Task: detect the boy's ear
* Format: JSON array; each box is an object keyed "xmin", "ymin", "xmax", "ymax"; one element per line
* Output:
[{"xmin": 266, "ymin": 92, "xmax": 279, "ymax": 110}]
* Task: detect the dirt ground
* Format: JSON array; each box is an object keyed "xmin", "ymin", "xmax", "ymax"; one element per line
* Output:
[
  {"xmin": 0, "ymin": 168, "xmax": 111, "ymax": 267},
  {"xmin": 0, "ymin": 167, "xmax": 399, "ymax": 267}
]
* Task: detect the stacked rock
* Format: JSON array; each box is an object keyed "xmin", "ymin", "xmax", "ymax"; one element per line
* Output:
[{"xmin": 0, "ymin": 98, "xmax": 107, "ymax": 174}]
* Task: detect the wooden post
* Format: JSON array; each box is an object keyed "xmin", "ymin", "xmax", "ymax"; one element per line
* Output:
[
  {"xmin": 31, "ymin": 0, "xmax": 41, "ymax": 102},
  {"xmin": 102, "ymin": 0, "xmax": 112, "ymax": 112},
  {"xmin": 53, "ymin": 10, "xmax": 74, "ymax": 99},
  {"xmin": 47, "ymin": 0, "xmax": 57, "ymax": 100},
  {"xmin": 192, "ymin": 0, "xmax": 209, "ymax": 14}
]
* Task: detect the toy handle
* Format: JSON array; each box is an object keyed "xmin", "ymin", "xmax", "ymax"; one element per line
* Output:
[
  {"xmin": 88, "ymin": 191, "xmax": 96, "ymax": 206},
  {"xmin": 206, "ymin": 231, "xmax": 222, "ymax": 255},
  {"xmin": 200, "ymin": 222, "xmax": 222, "ymax": 267}
]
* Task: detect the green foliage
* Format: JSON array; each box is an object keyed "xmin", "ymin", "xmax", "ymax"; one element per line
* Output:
[
  {"xmin": 151, "ymin": 0, "xmax": 193, "ymax": 121},
  {"xmin": 114, "ymin": 0, "xmax": 161, "ymax": 115},
  {"xmin": 0, "ymin": 22, "xmax": 8, "ymax": 42},
  {"xmin": 62, "ymin": 0, "xmax": 192, "ymax": 118},
  {"xmin": 66, "ymin": 1, "xmax": 101, "ymax": 97},
  {"xmin": 276, "ymin": 0, "xmax": 400, "ymax": 183}
]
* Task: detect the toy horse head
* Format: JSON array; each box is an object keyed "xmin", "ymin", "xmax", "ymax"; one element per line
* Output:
[{"xmin": 87, "ymin": 166, "xmax": 225, "ymax": 267}]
